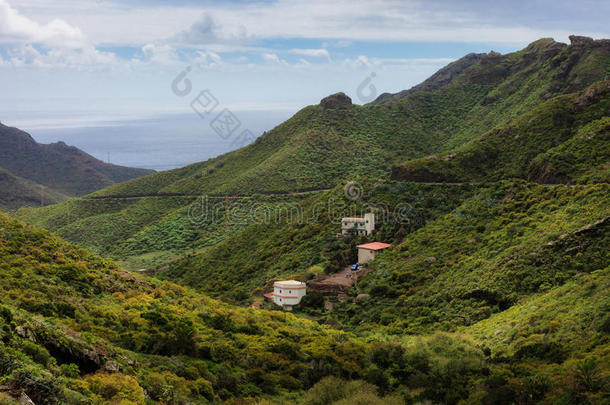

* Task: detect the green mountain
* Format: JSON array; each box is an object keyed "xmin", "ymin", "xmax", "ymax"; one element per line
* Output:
[
  {"xmin": 391, "ymin": 81, "xmax": 610, "ymax": 183},
  {"xmin": 15, "ymin": 36, "xmax": 610, "ymax": 271},
  {"xmin": 0, "ymin": 122, "xmax": 154, "ymax": 210},
  {"xmin": 89, "ymin": 36, "xmax": 609, "ymax": 198},
  {"xmin": 5, "ymin": 35, "xmax": 610, "ymax": 404}
]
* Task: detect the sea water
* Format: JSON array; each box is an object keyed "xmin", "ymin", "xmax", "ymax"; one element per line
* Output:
[{"xmin": 5, "ymin": 110, "xmax": 295, "ymax": 171}]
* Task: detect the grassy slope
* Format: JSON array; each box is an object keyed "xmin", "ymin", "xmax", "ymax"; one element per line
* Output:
[
  {"xmin": 2, "ymin": 212, "xmax": 608, "ymax": 404},
  {"xmin": 15, "ymin": 194, "xmax": 317, "ymax": 271},
  {"xmin": 461, "ymin": 268, "xmax": 609, "ymax": 404},
  {"xmin": 329, "ymin": 182, "xmax": 609, "ymax": 334},
  {"xmin": 0, "ymin": 167, "xmax": 69, "ymax": 211},
  {"xmin": 0, "ymin": 210, "xmax": 374, "ymax": 403},
  {"xmin": 391, "ymin": 81, "xmax": 610, "ymax": 184},
  {"xmin": 161, "ymin": 182, "xmax": 476, "ymax": 301}
]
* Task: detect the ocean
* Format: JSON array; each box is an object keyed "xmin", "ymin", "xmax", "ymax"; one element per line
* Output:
[{"xmin": 6, "ymin": 110, "xmax": 296, "ymax": 171}]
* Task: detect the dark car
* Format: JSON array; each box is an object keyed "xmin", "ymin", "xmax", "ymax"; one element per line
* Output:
[{"xmin": 351, "ymin": 264, "xmax": 360, "ymax": 271}]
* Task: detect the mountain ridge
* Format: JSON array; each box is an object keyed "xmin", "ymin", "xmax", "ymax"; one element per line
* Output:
[
  {"xmin": 0, "ymin": 122, "xmax": 154, "ymax": 210},
  {"xmin": 83, "ymin": 35, "xmax": 609, "ymax": 199}
]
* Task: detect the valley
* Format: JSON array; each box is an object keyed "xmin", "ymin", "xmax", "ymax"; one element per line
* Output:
[{"xmin": 1, "ymin": 35, "xmax": 609, "ymax": 404}]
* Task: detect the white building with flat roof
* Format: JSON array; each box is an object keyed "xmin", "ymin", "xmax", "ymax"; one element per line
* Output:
[
  {"xmin": 341, "ymin": 212, "xmax": 375, "ymax": 236},
  {"xmin": 272, "ymin": 280, "xmax": 306, "ymax": 311}
]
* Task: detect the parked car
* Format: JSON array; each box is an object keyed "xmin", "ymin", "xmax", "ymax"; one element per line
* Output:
[{"xmin": 351, "ymin": 264, "xmax": 360, "ymax": 271}]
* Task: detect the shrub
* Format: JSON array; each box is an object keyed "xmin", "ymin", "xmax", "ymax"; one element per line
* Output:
[
  {"xmin": 85, "ymin": 372, "xmax": 145, "ymax": 404},
  {"xmin": 21, "ymin": 341, "xmax": 51, "ymax": 367},
  {"xmin": 60, "ymin": 363, "xmax": 80, "ymax": 378}
]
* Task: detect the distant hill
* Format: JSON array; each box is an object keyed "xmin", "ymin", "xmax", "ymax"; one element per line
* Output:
[
  {"xmin": 88, "ymin": 36, "xmax": 609, "ymax": 199},
  {"xmin": 0, "ymin": 122, "xmax": 154, "ymax": 210}
]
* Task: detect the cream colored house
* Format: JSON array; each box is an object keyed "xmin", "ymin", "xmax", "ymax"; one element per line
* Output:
[
  {"xmin": 357, "ymin": 242, "xmax": 391, "ymax": 264},
  {"xmin": 341, "ymin": 212, "xmax": 375, "ymax": 236},
  {"xmin": 271, "ymin": 280, "xmax": 306, "ymax": 311}
]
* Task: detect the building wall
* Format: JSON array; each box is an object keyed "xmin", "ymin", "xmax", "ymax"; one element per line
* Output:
[
  {"xmin": 364, "ymin": 213, "xmax": 375, "ymax": 235},
  {"xmin": 272, "ymin": 284, "xmax": 306, "ymax": 307},
  {"xmin": 358, "ymin": 248, "xmax": 377, "ymax": 264},
  {"xmin": 341, "ymin": 213, "xmax": 375, "ymax": 236}
]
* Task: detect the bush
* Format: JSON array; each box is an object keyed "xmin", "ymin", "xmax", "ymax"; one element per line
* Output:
[
  {"xmin": 85, "ymin": 372, "xmax": 145, "ymax": 404},
  {"xmin": 21, "ymin": 341, "xmax": 51, "ymax": 367},
  {"xmin": 302, "ymin": 377, "xmax": 401, "ymax": 405},
  {"xmin": 60, "ymin": 363, "xmax": 80, "ymax": 378}
]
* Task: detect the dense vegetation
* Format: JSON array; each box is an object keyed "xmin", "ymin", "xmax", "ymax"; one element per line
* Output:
[
  {"xmin": 331, "ymin": 182, "xmax": 609, "ymax": 332},
  {"xmin": 392, "ymin": 81, "xmax": 610, "ymax": 184},
  {"xmin": 162, "ymin": 181, "xmax": 476, "ymax": 301},
  {"xmin": 0, "ymin": 122, "xmax": 153, "ymax": 210},
  {"xmin": 7, "ymin": 211, "xmax": 606, "ymax": 404},
  {"xmin": 6, "ymin": 36, "xmax": 610, "ymax": 403},
  {"xmin": 0, "ymin": 211, "xmax": 371, "ymax": 403}
]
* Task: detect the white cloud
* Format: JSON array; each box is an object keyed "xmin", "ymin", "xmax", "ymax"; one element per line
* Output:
[
  {"xmin": 4, "ymin": 43, "xmax": 117, "ymax": 68},
  {"xmin": 334, "ymin": 40, "xmax": 352, "ymax": 48},
  {"xmin": 294, "ymin": 58, "xmax": 311, "ymax": 68},
  {"xmin": 169, "ymin": 12, "xmax": 249, "ymax": 47},
  {"xmin": 0, "ymin": 0, "xmax": 84, "ymax": 47},
  {"xmin": 345, "ymin": 55, "xmax": 372, "ymax": 69},
  {"xmin": 263, "ymin": 53, "xmax": 282, "ymax": 64},
  {"xmin": 195, "ymin": 50, "xmax": 222, "ymax": 68},
  {"xmin": 11, "ymin": 0, "xmax": 603, "ymax": 47},
  {"xmin": 137, "ymin": 43, "xmax": 178, "ymax": 65},
  {"xmin": 289, "ymin": 48, "xmax": 330, "ymax": 60}
]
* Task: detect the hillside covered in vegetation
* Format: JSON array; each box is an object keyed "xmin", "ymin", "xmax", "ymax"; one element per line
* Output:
[
  {"xmin": 16, "ymin": 37, "xmax": 610, "ymax": 271},
  {"xmin": 391, "ymin": 81, "xmax": 610, "ymax": 184},
  {"xmin": 86, "ymin": 36, "xmax": 609, "ymax": 198},
  {"xmin": 1, "ymin": 204, "xmax": 608, "ymax": 404},
  {"xmin": 7, "ymin": 35, "xmax": 610, "ymax": 404}
]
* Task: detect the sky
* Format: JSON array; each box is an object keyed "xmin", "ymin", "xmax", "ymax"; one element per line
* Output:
[{"xmin": 0, "ymin": 0, "xmax": 608, "ymax": 127}]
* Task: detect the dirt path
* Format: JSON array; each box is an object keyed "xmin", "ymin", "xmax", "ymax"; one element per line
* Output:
[
  {"xmin": 315, "ymin": 266, "xmax": 370, "ymax": 288},
  {"xmin": 80, "ymin": 188, "xmax": 332, "ymax": 200}
]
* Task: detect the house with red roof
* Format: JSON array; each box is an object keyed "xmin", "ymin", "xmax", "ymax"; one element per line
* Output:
[{"xmin": 357, "ymin": 242, "xmax": 391, "ymax": 264}]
